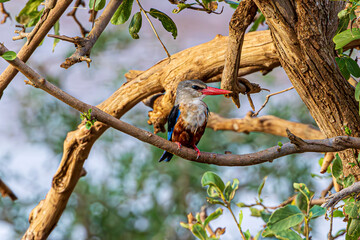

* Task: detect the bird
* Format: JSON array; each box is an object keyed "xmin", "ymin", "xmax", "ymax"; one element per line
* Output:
[{"xmin": 159, "ymin": 80, "xmax": 231, "ymax": 162}]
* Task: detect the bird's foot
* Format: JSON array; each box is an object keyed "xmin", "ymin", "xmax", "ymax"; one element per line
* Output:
[
  {"xmin": 175, "ymin": 142, "xmax": 182, "ymax": 150},
  {"xmin": 193, "ymin": 145, "xmax": 201, "ymax": 160}
]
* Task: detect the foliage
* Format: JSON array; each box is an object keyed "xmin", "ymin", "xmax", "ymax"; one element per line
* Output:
[
  {"xmin": 0, "ymin": 51, "xmax": 16, "ymax": 60},
  {"xmin": 182, "ymin": 172, "xmax": 329, "ymax": 240},
  {"xmin": 80, "ymin": 108, "xmax": 97, "ymax": 130}
]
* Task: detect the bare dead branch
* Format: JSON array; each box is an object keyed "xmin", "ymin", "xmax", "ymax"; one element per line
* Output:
[
  {"xmin": 323, "ymin": 182, "xmax": 360, "ymax": 208},
  {"xmin": 253, "ymin": 86, "xmax": 295, "ymax": 117},
  {"xmin": 0, "ymin": 0, "xmax": 74, "ymax": 99},
  {"xmin": 208, "ymin": 111, "xmax": 324, "ymax": 140},
  {"xmin": 320, "ymin": 152, "xmax": 334, "ymax": 174},
  {"xmin": 0, "ymin": 178, "xmax": 17, "ymax": 201},
  {"xmin": 12, "ymin": 25, "xmax": 29, "ymax": 41},
  {"xmin": 67, "ymin": 0, "xmax": 89, "ymax": 37},
  {"xmin": 48, "ymin": 34, "xmax": 85, "ymax": 44},
  {"xmin": 321, "ymin": 181, "xmax": 334, "ymax": 198},
  {"xmin": 221, "ymin": 0, "xmax": 258, "ymax": 108},
  {"xmin": 60, "ymin": 0, "xmax": 123, "ymax": 69},
  {"xmin": 0, "ymin": 3, "xmax": 10, "ymax": 24}
]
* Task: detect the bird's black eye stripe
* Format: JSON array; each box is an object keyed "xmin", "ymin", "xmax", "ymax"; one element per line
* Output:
[{"xmin": 192, "ymin": 85, "xmax": 202, "ymax": 90}]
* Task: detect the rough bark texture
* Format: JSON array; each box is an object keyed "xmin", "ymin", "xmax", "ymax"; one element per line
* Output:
[
  {"xmin": 208, "ymin": 112, "xmax": 324, "ymax": 140},
  {"xmin": 221, "ymin": 0, "xmax": 258, "ymax": 107},
  {"xmin": 253, "ymin": 0, "xmax": 360, "ymax": 177}
]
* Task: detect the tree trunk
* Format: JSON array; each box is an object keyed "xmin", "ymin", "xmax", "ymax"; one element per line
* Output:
[{"xmin": 253, "ymin": 0, "xmax": 360, "ymax": 177}]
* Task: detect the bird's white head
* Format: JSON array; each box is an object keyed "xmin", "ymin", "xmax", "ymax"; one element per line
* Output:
[{"xmin": 175, "ymin": 80, "xmax": 231, "ymax": 105}]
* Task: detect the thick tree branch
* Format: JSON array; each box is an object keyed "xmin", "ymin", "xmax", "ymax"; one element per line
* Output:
[
  {"xmin": 323, "ymin": 182, "xmax": 360, "ymax": 209},
  {"xmin": 59, "ymin": 0, "xmax": 123, "ymax": 69},
  {"xmin": 2, "ymin": 43, "xmax": 360, "ymax": 237},
  {"xmin": 208, "ymin": 111, "xmax": 324, "ymax": 140},
  {"xmin": 0, "ymin": 178, "xmax": 17, "ymax": 201},
  {"xmin": 0, "ymin": 0, "xmax": 74, "ymax": 99},
  {"xmin": 221, "ymin": 0, "xmax": 258, "ymax": 108}
]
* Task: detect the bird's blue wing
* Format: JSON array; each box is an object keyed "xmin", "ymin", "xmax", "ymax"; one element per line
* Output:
[{"xmin": 167, "ymin": 104, "xmax": 180, "ymax": 141}]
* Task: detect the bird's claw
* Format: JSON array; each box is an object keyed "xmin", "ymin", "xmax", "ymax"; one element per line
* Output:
[{"xmin": 193, "ymin": 145, "xmax": 201, "ymax": 160}]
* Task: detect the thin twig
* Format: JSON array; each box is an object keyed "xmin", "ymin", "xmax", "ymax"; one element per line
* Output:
[
  {"xmin": 135, "ymin": 0, "xmax": 171, "ymax": 58},
  {"xmin": 67, "ymin": 0, "xmax": 89, "ymax": 37},
  {"xmin": 321, "ymin": 181, "xmax": 334, "ymax": 198},
  {"xmin": 253, "ymin": 86, "xmax": 295, "ymax": 116},
  {"xmin": 13, "ymin": 25, "xmax": 29, "ymax": 41},
  {"xmin": 0, "ymin": 178, "xmax": 17, "ymax": 201},
  {"xmin": 48, "ymin": 34, "xmax": 85, "ymax": 44},
  {"xmin": 0, "ymin": 3, "xmax": 10, "ymax": 24},
  {"xmin": 323, "ymin": 182, "xmax": 360, "ymax": 208}
]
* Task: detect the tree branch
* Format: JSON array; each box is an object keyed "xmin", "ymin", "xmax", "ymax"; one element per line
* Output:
[
  {"xmin": 323, "ymin": 182, "xmax": 360, "ymax": 209},
  {"xmin": 208, "ymin": 111, "xmax": 324, "ymax": 140},
  {"xmin": 0, "ymin": 178, "xmax": 17, "ymax": 201},
  {"xmin": 221, "ymin": 0, "xmax": 258, "ymax": 108},
  {"xmin": 60, "ymin": 0, "xmax": 123, "ymax": 69},
  {"xmin": 2, "ymin": 42, "xmax": 360, "ymax": 237},
  {"xmin": 0, "ymin": 0, "xmax": 74, "ymax": 99},
  {"xmin": 0, "ymin": 2, "xmax": 10, "ymax": 24}
]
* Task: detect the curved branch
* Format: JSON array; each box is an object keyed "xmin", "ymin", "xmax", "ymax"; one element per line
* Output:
[
  {"xmin": 323, "ymin": 182, "xmax": 360, "ymax": 209},
  {"xmin": 0, "ymin": 178, "xmax": 17, "ymax": 201},
  {"xmin": 221, "ymin": 0, "xmax": 258, "ymax": 107},
  {"xmin": 0, "ymin": 0, "xmax": 74, "ymax": 99}
]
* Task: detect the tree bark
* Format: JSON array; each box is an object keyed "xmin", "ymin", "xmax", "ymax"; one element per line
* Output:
[{"xmin": 253, "ymin": 0, "xmax": 360, "ymax": 177}]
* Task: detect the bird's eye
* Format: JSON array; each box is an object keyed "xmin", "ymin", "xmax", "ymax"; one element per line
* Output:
[{"xmin": 192, "ymin": 85, "xmax": 202, "ymax": 90}]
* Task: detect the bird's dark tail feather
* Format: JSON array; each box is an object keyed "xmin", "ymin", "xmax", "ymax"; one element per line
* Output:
[{"xmin": 159, "ymin": 151, "xmax": 173, "ymax": 162}]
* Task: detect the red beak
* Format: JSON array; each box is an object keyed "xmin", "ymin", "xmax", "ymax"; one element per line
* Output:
[{"xmin": 200, "ymin": 86, "xmax": 232, "ymax": 95}]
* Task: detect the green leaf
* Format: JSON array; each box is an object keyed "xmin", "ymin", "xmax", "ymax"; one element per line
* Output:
[
  {"xmin": 15, "ymin": 0, "xmax": 43, "ymax": 25},
  {"xmin": 249, "ymin": 13, "xmax": 265, "ymax": 32},
  {"xmin": 344, "ymin": 174, "xmax": 355, "ymax": 188},
  {"xmin": 309, "ymin": 205, "xmax": 326, "ymax": 219},
  {"xmin": 52, "ymin": 21, "xmax": 60, "ymax": 52},
  {"xmin": 172, "ymin": 3, "xmax": 195, "ymax": 14},
  {"xmin": 1, "ymin": 51, "xmax": 17, "ymax": 61},
  {"xmin": 295, "ymin": 192, "xmax": 307, "ymax": 212},
  {"xmin": 347, "ymin": 218, "xmax": 360, "ymax": 239},
  {"xmin": 206, "ymin": 197, "xmax": 224, "ymax": 206},
  {"xmin": 239, "ymin": 210, "xmax": 243, "ymax": 226},
  {"xmin": 336, "ymin": 57, "xmax": 351, "ymax": 80},
  {"xmin": 0, "ymin": 0, "xmax": 10, "ymax": 3},
  {"xmin": 149, "ymin": 8, "xmax": 177, "ymax": 39},
  {"xmin": 204, "ymin": 207, "xmax": 223, "ymax": 227},
  {"xmin": 244, "ymin": 230, "xmax": 251, "ymax": 240},
  {"xmin": 224, "ymin": 178, "xmax": 239, "ymax": 202},
  {"xmin": 356, "ymin": 82, "xmax": 360, "ymax": 101},
  {"xmin": 336, "ymin": 10, "xmax": 350, "ymax": 35},
  {"xmin": 85, "ymin": 122, "xmax": 92, "ymax": 130},
  {"xmin": 267, "ymin": 205, "xmax": 305, "ymax": 233},
  {"xmin": 257, "ymin": 176, "xmax": 267, "ymax": 200},
  {"xmin": 191, "ymin": 223, "xmax": 208, "ymax": 240},
  {"xmin": 293, "ymin": 183, "xmax": 310, "ymax": 205},
  {"xmin": 333, "ymin": 209, "xmax": 345, "ymax": 218},
  {"xmin": 334, "ymin": 29, "xmax": 360, "ymax": 50},
  {"xmin": 110, "ymin": 0, "xmax": 134, "ymax": 25},
  {"xmin": 344, "ymin": 125, "xmax": 353, "ymax": 135},
  {"xmin": 345, "ymin": 201, "xmax": 360, "ymax": 218},
  {"xmin": 180, "ymin": 222, "xmax": 189, "ymax": 229},
  {"xmin": 345, "ymin": 57, "xmax": 360, "ymax": 78},
  {"xmin": 250, "ymin": 207, "xmax": 261, "ymax": 217},
  {"xmin": 207, "ymin": 185, "xmax": 221, "ymax": 198},
  {"xmin": 201, "ymin": 171, "xmax": 225, "ymax": 192},
  {"xmin": 274, "ymin": 229, "xmax": 303, "ymax": 240},
  {"xmin": 89, "ymin": 0, "xmax": 106, "ymax": 11},
  {"xmin": 236, "ymin": 202, "xmax": 245, "ymax": 208},
  {"xmin": 262, "ymin": 228, "xmax": 302, "ymax": 240},
  {"xmin": 129, "ymin": 12, "xmax": 142, "ymax": 39},
  {"xmin": 332, "ymin": 153, "xmax": 343, "ymax": 179},
  {"xmin": 260, "ymin": 209, "xmax": 271, "ymax": 223},
  {"xmin": 224, "ymin": 0, "xmax": 239, "ymax": 9}
]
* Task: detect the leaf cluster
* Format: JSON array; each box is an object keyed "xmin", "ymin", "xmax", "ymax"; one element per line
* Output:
[{"xmin": 80, "ymin": 108, "xmax": 97, "ymax": 129}]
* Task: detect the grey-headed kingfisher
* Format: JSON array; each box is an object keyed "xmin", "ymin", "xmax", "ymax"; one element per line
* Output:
[{"xmin": 159, "ymin": 80, "xmax": 231, "ymax": 162}]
